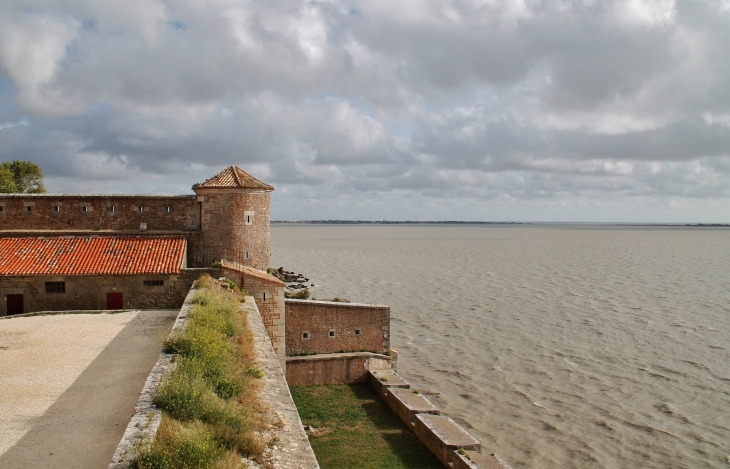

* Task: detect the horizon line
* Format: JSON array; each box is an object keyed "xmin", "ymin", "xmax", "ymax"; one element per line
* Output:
[{"xmin": 271, "ymin": 220, "xmax": 730, "ymax": 226}]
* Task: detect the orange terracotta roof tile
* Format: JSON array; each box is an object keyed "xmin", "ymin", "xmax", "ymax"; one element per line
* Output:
[
  {"xmin": 193, "ymin": 165, "xmax": 274, "ymax": 191},
  {"xmin": 0, "ymin": 237, "xmax": 186, "ymax": 276}
]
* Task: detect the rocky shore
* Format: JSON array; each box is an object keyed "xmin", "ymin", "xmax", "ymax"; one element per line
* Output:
[{"xmin": 269, "ymin": 267, "xmax": 313, "ymax": 290}]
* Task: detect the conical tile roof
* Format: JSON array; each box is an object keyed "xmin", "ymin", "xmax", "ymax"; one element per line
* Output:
[{"xmin": 193, "ymin": 165, "xmax": 274, "ymax": 191}]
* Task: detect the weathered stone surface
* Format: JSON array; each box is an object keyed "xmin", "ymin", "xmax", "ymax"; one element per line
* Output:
[
  {"xmin": 453, "ymin": 450, "xmax": 513, "ymax": 469},
  {"xmin": 413, "ymin": 414, "xmax": 481, "ymax": 467},
  {"xmin": 286, "ymin": 352, "xmax": 396, "ymax": 386},
  {"xmin": 242, "ymin": 296, "xmax": 320, "ymax": 469}
]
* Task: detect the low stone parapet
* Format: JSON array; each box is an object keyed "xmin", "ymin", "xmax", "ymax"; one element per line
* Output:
[
  {"xmin": 286, "ymin": 352, "xmax": 395, "ymax": 386},
  {"xmin": 453, "ymin": 450, "xmax": 513, "ymax": 469},
  {"xmin": 413, "ymin": 414, "xmax": 481, "ymax": 467}
]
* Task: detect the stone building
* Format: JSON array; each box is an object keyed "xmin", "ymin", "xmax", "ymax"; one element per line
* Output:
[
  {"xmin": 0, "ymin": 165, "xmax": 272, "ymax": 316},
  {"xmin": 0, "ymin": 236, "xmax": 198, "ymax": 314},
  {"xmin": 0, "ymin": 165, "xmax": 273, "ymax": 270}
]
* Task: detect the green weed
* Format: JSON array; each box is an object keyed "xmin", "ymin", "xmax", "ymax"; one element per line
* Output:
[{"xmin": 135, "ymin": 275, "xmax": 264, "ymax": 469}]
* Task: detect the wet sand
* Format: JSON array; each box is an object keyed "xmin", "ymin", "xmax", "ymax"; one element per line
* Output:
[{"xmin": 0, "ymin": 310, "xmax": 177, "ymax": 469}]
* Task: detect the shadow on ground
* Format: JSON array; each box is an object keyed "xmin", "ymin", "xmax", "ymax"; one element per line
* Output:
[{"xmin": 0, "ymin": 310, "xmax": 177, "ymax": 469}]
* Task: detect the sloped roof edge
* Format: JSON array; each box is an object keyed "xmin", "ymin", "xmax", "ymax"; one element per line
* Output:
[{"xmin": 192, "ymin": 165, "xmax": 274, "ymax": 191}]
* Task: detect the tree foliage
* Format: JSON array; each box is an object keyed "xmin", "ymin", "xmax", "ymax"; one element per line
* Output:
[
  {"xmin": 0, "ymin": 160, "xmax": 46, "ymax": 193},
  {"xmin": 0, "ymin": 166, "xmax": 16, "ymax": 192}
]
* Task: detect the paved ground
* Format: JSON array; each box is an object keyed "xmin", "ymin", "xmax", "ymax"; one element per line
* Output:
[{"xmin": 0, "ymin": 310, "xmax": 178, "ymax": 469}]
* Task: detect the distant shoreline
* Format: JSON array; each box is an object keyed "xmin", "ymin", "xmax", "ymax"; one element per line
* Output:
[{"xmin": 271, "ymin": 220, "xmax": 730, "ymax": 227}]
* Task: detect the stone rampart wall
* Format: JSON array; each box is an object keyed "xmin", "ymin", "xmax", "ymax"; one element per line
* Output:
[
  {"xmin": 0, "ymin": 194, "xmax": 199, "ymax": 232},
  {"xmin": 285, "ymin": 300, "xmax": 390, "ymax": 356}
]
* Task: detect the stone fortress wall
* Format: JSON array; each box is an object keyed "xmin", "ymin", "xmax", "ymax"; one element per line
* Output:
[
  {"xmin": 285, "ymin": 299, "xmax": 390, "ymax": 355},
  {"xmin": 0, "ymin": 194, "xmax": 199, "ymax": 232},
  {"xmin": 0, "ymin": 172, "xmax": 272, "ymax": 270}
]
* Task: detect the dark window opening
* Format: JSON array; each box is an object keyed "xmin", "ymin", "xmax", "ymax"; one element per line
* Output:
[
  {"xmin": 165, "ymin": 206, "xmax": 172, "ymax": 213},
  {"xmin": 25, "ymin": 206, "xmax": 32, "ymax": 212},
  {"xmin": 52, "ymin": 206, "xmax": 61, "ymax": 212},
  {"xmin": 143, "ymin": 280, "xmax": 164, "ymax": 286},
  {"xmin": 45, "ymin": 282, "xmax": 66, "ymax": 293},
  {"xmin": 106, "ymin": 206, "xmax": 116, "ymax": 212},
  {"xmin": 329, "ymin": 329, "xmax": 336, "ymax": 338},
  {"xmin": 302, "ymin": 332, "xmax": 310, "ymax": 339},
  {"xmin": 82, "ymin": 206, "xmax": 89, "ymax": 212},
  {"xmin": 138, "ymin": 206, "xmax": 145, "ymax": 212},
  {"xmin": 0, "ymin": 206, "xmax": 4, "ymax": 211},
  {"xmin": 246, "ymin": 215, "xmax": 251, "ymax": 223},
  {"xmin": 355, "ymin": 329, "xmax": 362, "ymax": 337},
  {"xmin": 263, "ymin": 292, "xmax": 267, "ymax": 301}
]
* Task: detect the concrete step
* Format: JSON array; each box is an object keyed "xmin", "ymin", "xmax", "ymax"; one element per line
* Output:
[
  {"xmin": 453, "ymin": 450, "xmax": 513, "ymax": 469},
  {"xmin": 368, "ymin": 369, "xmax": 410, "ymax": 399},
  {"xmin": 414, "ymin": 414, "xmax": 481, "ymax": 467},
  {"xmin": 384, "ymin": 388, "xmax": 439, "ymax": 427}
]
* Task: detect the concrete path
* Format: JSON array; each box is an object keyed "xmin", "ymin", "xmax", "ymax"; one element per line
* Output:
[{"xmin": 0, "ymin": 310, "xmax": 178, "ymax": 469}]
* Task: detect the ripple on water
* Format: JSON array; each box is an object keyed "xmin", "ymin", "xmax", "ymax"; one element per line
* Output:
[{"xmin": 272, "ymin": 225, "xmax": 730, "ymax": 469}]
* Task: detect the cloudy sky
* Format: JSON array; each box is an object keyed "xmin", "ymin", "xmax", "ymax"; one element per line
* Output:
[{"xmin": 0, "ymin": 0, "xmax": 728, "ymax": 222}]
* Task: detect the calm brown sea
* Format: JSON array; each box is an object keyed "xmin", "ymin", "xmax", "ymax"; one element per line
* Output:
[{"xmin": 271, "ymin": 224, "xmax": 730, "ymax": 469}]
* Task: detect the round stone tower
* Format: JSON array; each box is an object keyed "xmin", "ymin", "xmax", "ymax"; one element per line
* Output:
[{"xmin": 192, "ymin": 165, "xmax": 274, "ymax": 271}]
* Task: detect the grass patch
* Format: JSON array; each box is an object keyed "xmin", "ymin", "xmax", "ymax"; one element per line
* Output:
[
  {"xmin": 284, "ymin": 288, "xmax": 310, "ymax": 299},
  {"xmin": 134, "ymin": 275, "xmax": 265, "ymax": 469},
  {"xmin": 290, "ymin": 385, "xmax": 442, "ymax": 469}
]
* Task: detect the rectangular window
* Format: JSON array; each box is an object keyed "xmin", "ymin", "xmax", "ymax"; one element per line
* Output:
[
  {"xmin": 25, "ymin": 206, "xmax": 32, "ymax": 212},
  {"xmin": 165, "ymin": 206, "xmax": 172, "ymax": 213},
  {"xmin": 143, "ymin": 280, "xmax": 164, "ymax": 286},
  {"xmin": 45, "ymin": 282, "xmax": 66, "ymax": 293},
  {"xmin": 0, "ymin": 206, "xmax": 4, "ymax": 211},
  {"xmin": 82, "ymin": 206, "xmax": 89, "ymax": 212},
  {"xmin": 106, "ymin": 206, "xmax": 116, "ymax": 212},
  {"xmin": 244, "ymin": 211, "xmax": 254, "ymax": 226},
  {"xmin": 138, "ymin": 206, "xmax": 145, "ymax": 212},
  {"xmin": 52, "ymin": 206, "xmax": 61, "ymax": 212}
]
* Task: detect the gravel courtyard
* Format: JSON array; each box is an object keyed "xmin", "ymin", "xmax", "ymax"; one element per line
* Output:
[{"xmin": 0, "ymin": 310, "xmax": 178, "ymax": 469}]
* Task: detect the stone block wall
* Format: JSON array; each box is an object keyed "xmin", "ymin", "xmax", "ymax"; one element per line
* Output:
[
  {"xmin": 0, "ymin": 194, "xmax": 199, "ymax": 232},
  {"xmin": 285, "ymin": 300, "xmax": 390, "ymax": 356},
  {"xmin": 0, "ymin": 268, "xmax": 219, "ymax": 315}
]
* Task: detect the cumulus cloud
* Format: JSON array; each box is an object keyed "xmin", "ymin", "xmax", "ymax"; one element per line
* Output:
[{"xmin": 0, "ymin": 0, "xmax": 728, "ymax": 221}]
